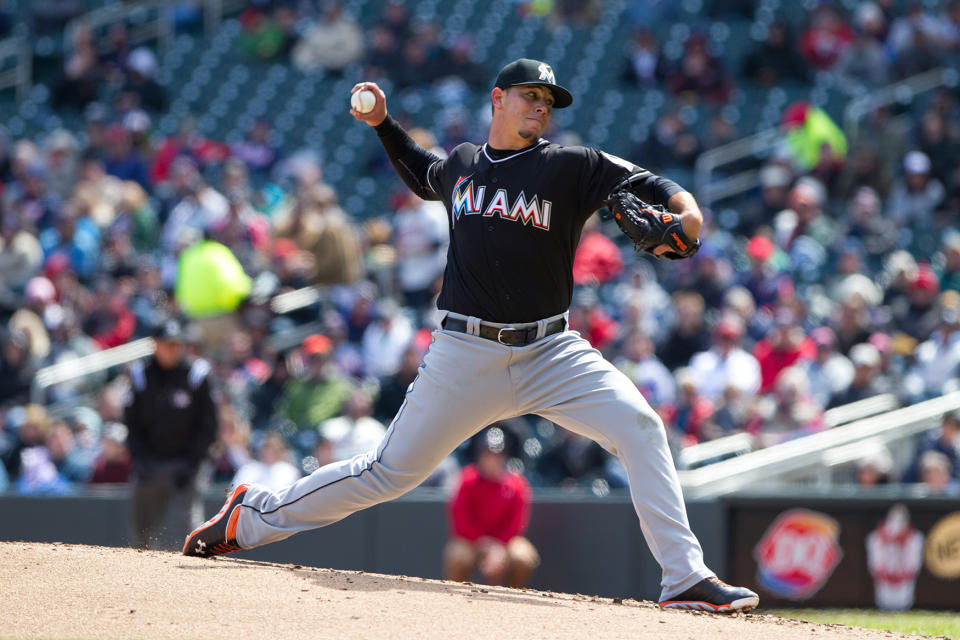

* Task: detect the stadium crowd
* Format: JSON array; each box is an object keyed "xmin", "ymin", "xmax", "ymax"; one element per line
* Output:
[{"xmin": 0, "ymin": 0, "xmax": 959, "ymax": 497}]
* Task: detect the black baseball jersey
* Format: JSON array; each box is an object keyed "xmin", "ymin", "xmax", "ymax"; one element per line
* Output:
[{"xmin": 377, "ymin": 116, "xmax": 683, "ymax": 322}]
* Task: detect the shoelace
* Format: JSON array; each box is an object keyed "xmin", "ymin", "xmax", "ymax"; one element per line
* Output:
[{"xmin": 707, "ymin": 576, "xmax": 730, "ymax": 588}]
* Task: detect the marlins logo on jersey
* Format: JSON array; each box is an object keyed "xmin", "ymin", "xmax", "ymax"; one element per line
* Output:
[{"xmin": 452, "ymin": 175, "xmax": 552, "ymax": 231}]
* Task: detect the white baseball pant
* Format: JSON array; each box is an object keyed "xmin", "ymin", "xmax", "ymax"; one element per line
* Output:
[{"xmin": 235, "ymin": 313, "xmax": 712, "ymax": 600}]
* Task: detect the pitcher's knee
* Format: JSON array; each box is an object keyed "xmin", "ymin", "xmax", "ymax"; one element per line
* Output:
[{"xmin": 364, "ymin": 460, "xmax": 429, "ymax": 501}]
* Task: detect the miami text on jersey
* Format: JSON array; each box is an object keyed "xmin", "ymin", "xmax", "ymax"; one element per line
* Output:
[{"xmin": 452, "ymin": 175, "xmax": 552, "ymax": 230}]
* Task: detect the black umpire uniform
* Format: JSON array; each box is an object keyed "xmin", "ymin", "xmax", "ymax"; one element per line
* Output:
[{"xmin": 125, "ymin": 319, "xmax": 218, "ymax": 549}]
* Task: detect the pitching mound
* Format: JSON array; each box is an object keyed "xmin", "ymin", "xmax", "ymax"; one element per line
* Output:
[{"xmin": 1, "ymin": 542, "xmax": 917, "ymax": 640}]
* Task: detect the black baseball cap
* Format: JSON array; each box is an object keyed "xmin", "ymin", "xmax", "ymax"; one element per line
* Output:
[
  {"xmin": 152, "ymin": 317, "xmax": 185, "ymax": 342},
  {"xmin": 494, "ymin": 58, "xmax": 573, "ymax": 108}
]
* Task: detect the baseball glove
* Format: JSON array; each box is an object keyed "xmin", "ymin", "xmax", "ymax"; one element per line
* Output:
[{"xmin": 605, "ymin": 190, "xmax": 700, "ymax": 260}]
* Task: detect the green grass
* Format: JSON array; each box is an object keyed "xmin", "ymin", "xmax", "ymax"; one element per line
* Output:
[{"xmin": 769, "ymin": 609, "xmax": 960, "ymax": 638}]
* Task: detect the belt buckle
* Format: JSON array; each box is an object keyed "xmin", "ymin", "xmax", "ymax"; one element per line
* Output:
[{"xmin": 497, "ymin": 327, "xmax": 520, "ymax": 345}]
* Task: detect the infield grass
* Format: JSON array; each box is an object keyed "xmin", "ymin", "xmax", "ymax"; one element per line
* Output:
[{"xmin": 769, "ymin": 609, "xmax": 960, "ymax": 638}]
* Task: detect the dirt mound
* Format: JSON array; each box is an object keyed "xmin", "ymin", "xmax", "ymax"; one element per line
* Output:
[{"xmin": 1, "ymin": 542, "xmax": 915, "ymax": 640}]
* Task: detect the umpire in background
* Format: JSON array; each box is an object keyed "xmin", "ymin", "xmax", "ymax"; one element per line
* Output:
[{"xmin": 125, "ymin": 317, "xmax": 218, "ymax": 549}]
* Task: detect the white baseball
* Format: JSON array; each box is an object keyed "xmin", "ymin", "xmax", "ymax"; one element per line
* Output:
[{"xmin": 351, "ymin": 89, "xmax": 376, "ymax": 114}]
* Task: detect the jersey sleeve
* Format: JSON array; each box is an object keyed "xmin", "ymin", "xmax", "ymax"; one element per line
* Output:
[
  {"xmin": 375, "ymin": 115, "xmax": 445, "ymax": 201},
  {"xmin": 578, "ymin": 148, "xmax": 684, "ymax": 215}
]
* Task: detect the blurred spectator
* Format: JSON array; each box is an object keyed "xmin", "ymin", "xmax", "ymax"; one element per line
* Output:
[
  {"xmin": 103, "ymin": 125, "xmax": 150, "ymax": 189},
  {"xmin": 834, "ymin": 3, "xmax": 890, "ymax": 92},
  {"xmin": 891, "ymin": 264, "xmax": 941, "ymax": 342},
  {"xmin": 657, "ymin": 291, "xmax": 709, "ymax": 370},
  {"xmin": 120, "ymin": 47, "xmax": 167, "ymax": 112},
  {"xmin": 52, "ymin": 25, "xmax": 101, "ymax": 111},
  {"xmin": 663, "ymin": 368, "xmax": 715, "ymax": 445},
  {"xmin": 374, "ymin": 341, "xmax": 424, "ymax": 423},
  {"xmin": 782, "ymin": 103, "xmax": 847, "ymax": 174},
  {"xmin": 292, "ymin": 1, "xmax": 364, "ymax": 74},
  {"xmin": 273, "ymin": 183, "xmax": 364, "ymax": 285},
  {"xmin": 444, "ymin": 426, "xmax": 539, "ymax": 588},
  {"xmin": 0, "ymin": 330, "xmax": 34, "ymax": 406},
  {"xmin": 915, "ymin": 110, "xmax": 957, "ymax": 187},
  {"xmin": 126, "ymin": 318, "xmax": 218, "ymax": 549},
  {"xmin": 232, "ymin": 119, "xmax": 279, "ymax": 178},
  {"xmin": 887, "ymin": 151, "xmax": 945, "ymax": 229},
  {"xmin": 364, "ymin": 25, "xmax": 401, "ymax": 80},
  {"xmin": 856, "ymin": 444, "xmax": 895, "ymax": 487},
  {"xmin": 614, "ymin": 331, "xmax": 675, "ymax": 409},
  {"xmin": 0, "ymin": 216, "xmax": 44, "ymax": 292},
  {"xmin": 161, "ymin": 162, "xmax": 229, "ymax": 252},
  {"xmin": 209, "ymin": 402, "xmax": 253, "ymax": 482},
  {"xmin": 689, "ymin": 314, "xmax": 761, "ymax": 402},
  {"xmin": 799, "ymin": 4, "xmax": 855, "ymax": 69},
  {"xmin": 89, "ymin": 422, "xmax": 133, "ymax": 484},
  {"xmin": 916, "ymin": 450, "xmax": 958, "ymax": 494},
  {"xmin": 232, "ymin": 431, "xmax": 302, "ymax": 491},
  {"xmin": 537, "ymin": 430, "xmax": 608, "ymax": 487},
  {"xmin": 239, "ymin": 4, "xmax": 297, "ymax": 60},
  {"xmin": 738, "ymin": 234, "xmax": 786, "ymax": 308},
  {"xmin": 802, "ymin": 327, "xmax": 855, "ymax": 408},
  {"xmin": 277, "ymin": 334, "xmax": 353, "ymax": 430},
  {"xmin": 393, "ymin": 189, "xmax": 448, "ymax": 309},
  {"xmin": 836, "ymin": 144, "xmax": 893, "ymax": 202},
  {"xmin": 751, "ymin": 366, "xmax": 825, "ymax": 446},
  {"xmin": 639, "ymin": 109, "xmax": 700, "ymax": 170},
  {"xmin": 839, "ymin": 187, "xmax": 897, "ymax": 261},
  {"xmin": 663, "ymin": 33, "xmax": 730, "ymax": 104},
  {"xmin": 829, "ymin": 342, "xmax": 892, "ymax": 407},
  {"xmin": 362, "ymin": 300, "xmax": 414, "ymax": 378},
  {"xmin": 45, "ymin": 419, "xmax": 93, "ymax": 483},
  {"xmin": 622, "ymin": 28, "xmax": 665, "ymax": 87},
  {"xmin": 572, "ymin": 216, "xmax": 623, "ymax": 287},
  {"xmin": 890, "ymin": 12, "xmax": 942, "ymax": 79},
  {"xmin": 903, "ymin": 307, "xmax": 960, "ymax": 402},
  {"xmin": 903, "ymin": 411, "xmax": 960, "ymax": 483},
  {"xmin": 753, "ymin": 309, "xmax": 816, "ymax": 394},
  {"xmin": 833, "ymin": 292, "xmax": 875, "ymax": 356},
  {"xmin": 742, "ymin": 22, "xmax": 809, "ymax": 86},
  {"xmin": 150, "ymin": 118, "xmax": 230, "ymax": 186},
  {"xmin": 318, "ymin": 388, "xmax": 386, "ymax": 460},
  {"xmin": 773, "ymin": 178, "xmax": 832, "ymax": 252},
  {"xmin": 43, "ymin": 129, "xmax": 81, "ymax": 200}
]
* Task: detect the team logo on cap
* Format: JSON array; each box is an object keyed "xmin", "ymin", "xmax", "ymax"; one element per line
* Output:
[{"xmin": 538, "ymin": 63, "xmax": 555, "ymax": 84}]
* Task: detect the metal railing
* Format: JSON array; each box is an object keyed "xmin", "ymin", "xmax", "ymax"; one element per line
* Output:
[
  {"xmin": 693, "ymin": 125, "xmax": 787, "ymax": 210},
  {"xmin": 31, "ymin": 338, "xmax": 156, "ymax": 403},
  {"xmin": 0, "ymin": 0, "xmax": 247, "ymax": 98},
  {"xmin": 678, "ymin": 391, "xmax": 960, "ymax": 498},
  {"xmin": 0, "ymin": 31, "xmax": 32, "ymax": 101},
  {"xmin": 64, "ymin": 2, "xmax": 173, "ymax": 54},
  {"xmin": 844, "ymin": 66, "xmax": 959, "ymax": 139},
  {"xmin": 693, "ymin": 67, "xmax": 957, "ymax": 210},
  {"xmin": 676, "ymin": 392, "xmax": 899, "ymax": 470}
]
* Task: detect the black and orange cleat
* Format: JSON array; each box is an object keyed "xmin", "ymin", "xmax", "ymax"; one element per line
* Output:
[
  {"xmin": 182, "ymin": 484, "xmax": 250, "ymax": 558},
  {"xmin": 658, "ymin": 576, "xmax": 759, "ymax": 613}
]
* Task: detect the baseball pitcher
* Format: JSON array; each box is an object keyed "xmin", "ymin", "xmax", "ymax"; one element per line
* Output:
[{"xmin": 183, "ymin": 58, "xmax": 758, "ymax": 613}]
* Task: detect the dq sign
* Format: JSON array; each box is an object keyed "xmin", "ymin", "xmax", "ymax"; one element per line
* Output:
[{"xmin": 754, "ymin": 509, "xmax": 843, "ymax": 599}]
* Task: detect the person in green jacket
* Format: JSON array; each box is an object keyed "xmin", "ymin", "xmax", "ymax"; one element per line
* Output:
[
  {"xmin": 782, "ymin": 101, "xmax": 847, "ymax": 171},
  {"xmin": 276, "ymin": 334, "xmax": 353, "ymax": 431}
]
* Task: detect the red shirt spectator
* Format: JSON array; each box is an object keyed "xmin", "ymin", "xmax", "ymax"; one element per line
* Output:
[
  {"xmin": 800, "ymin": 6, "xmax": 855, "ymax": 69},
  {"xmin": 451, "ymin": 463, "xmax": 531, "ymax": 544},
  {"xmin": 573, "ymin": 230, "xmax": 623, "ymax": 285},
  {"xmin": 754, "ymin": 314, "xmax": 817, "ymax": 393}
]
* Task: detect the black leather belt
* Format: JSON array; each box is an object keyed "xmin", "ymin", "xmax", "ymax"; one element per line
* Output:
[{"xmin": 441, "ymin": 317, "xmax": 566, "ymax": 346}]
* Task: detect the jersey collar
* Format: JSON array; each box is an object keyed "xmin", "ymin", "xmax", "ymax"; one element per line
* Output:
[{"xmin": 482, "ymin": 139, "xmax": 549, "ymax": 164}]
